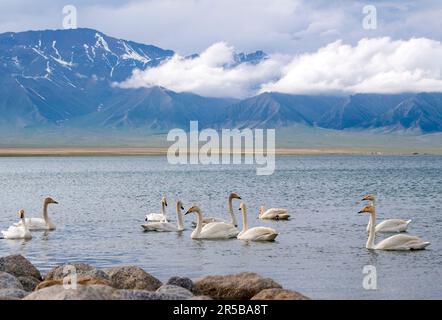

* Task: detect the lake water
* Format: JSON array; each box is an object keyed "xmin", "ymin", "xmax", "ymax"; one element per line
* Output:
[{"xmin": 0, "ymin": 156, "xmax": 441, "ymax": 299}]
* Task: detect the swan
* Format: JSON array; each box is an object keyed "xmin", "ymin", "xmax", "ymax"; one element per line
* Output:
[
  {"xmin": 238, "ymin": 203, "xmax": 278, "ymax": 241},
  {"xmin": 14, "ymin": 197, "xmax": 58, "ymax": 231},
  {"xmin": 142, "ymin": 200, "xmax": 185, "ymax": 232},
  {"xmin": 185, "ymin": 206, "xmax": 239, "ymax": 239},
  {"xmin": 1, "ymin": 210, "xmax": 32, "ymax": 240},
  {"xmin": 362, "ymin": 194, "xmax": 411, "ymax": 233},
  {"xmin": 145, "ymin": 196, "xmax": 168, "ymax": 222},
  {"xmin": 359, "ymin": 205, "xmax": 430, "ymax": 250},
  {"xmin": 258, "ymin": 206, "xmax": 290, "ymax": 220},
  {"xmin": 191, "ymin": 192, "xmax": 242, "ymax": 227}
]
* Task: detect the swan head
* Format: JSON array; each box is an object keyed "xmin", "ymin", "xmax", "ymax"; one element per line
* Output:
[
  {"xmin": 184, "ymin": 206, "xmax": 200, "ymax": 215},
  {"xmin": 18, "ymin": 209, "xmax": 25, "ymax": 219},
  {"xmin": 229, "ymin": 192, "xmax": 242, "ymax": 200},
  {"xmin": 362, "ymin": 194, "xmax": 375, "ymax": 202},
  {"xmin": 258, "ymin": 206, "xmax": 265, "ymax": 216},
  {"xmin": 45, "ymin": 197, "xmax": 58, "ymax": 205},
  {"xmin": 358, "ymin": 205, "xmax": 375, "ymax": 214},
  {"xmin": 161, "ymin": 196, "xmax": 168, "ymax": 207},
  {"xmin": 238, "ymin": 202, "xmax": 247, "ymax": 213},
  {"xmin": 177, "ymin": 200, "xmax": 184, "ymax": 210}
]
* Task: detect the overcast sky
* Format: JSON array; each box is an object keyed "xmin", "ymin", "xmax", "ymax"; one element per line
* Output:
[{"xmin": 0, "ymin": 0, "xmax": 441, "ymax": 55}]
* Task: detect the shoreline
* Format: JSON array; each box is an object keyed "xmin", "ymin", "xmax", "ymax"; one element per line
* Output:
[{"xmin": 0, "ymin": 147, "xmax": 439, "ymax": 157}]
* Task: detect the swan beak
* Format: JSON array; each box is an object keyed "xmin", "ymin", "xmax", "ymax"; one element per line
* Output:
[
  {"xmin": 184, "ymin": 210, "xmax": 190, "ymax": 215},
  {"xmin": 53, "ymin": 200, "xmax": 59, "ymax": 204},
  {"xmin": 238, "ymin": 196, "xmax": 242, "ymax": 199},
  {"xmin": 181, "ymin": 206, "xmax": 184, "ymax": 210},
  {"xmin": 358, "ymin": 210, "xmax": 364, "ymax": 214}
]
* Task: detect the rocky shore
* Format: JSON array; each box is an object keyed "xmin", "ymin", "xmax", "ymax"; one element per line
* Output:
[{"xmin": 0, "ymin": 254, "xmax": 309, "ymax": 300}]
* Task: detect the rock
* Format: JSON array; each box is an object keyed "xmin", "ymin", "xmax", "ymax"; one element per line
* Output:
[
  {"xmin": 194, "ymin": 272, "xmax": 282, "ymax": 300},
  {"xmin": 114, "ymin": 289, "xmax": 187, "ymax": 300},
  {"xmin": 189, "ymin": 295, "xmax": 213, "ymax": 300},
  {"xmin": 17, "ymin": 276, "xmax": 40, "ymax": 292},
  {"xmin": 166, "ymin": 276, "xmax": 195, "ymax": 293},
  {"xmin": 103, "ymin": 266, "xmax": 162, "ymax": 291},
  {"xmin": 0, "ymin": 288, "xmax": 28, "ymax": 299},
  {"xmin": 0, "ymin": 255, "xmax": 41, "ymax": 280},
  {"xmin": 23, "ymin": 284, "xmax": 116, "ymax": 300},
  {"xmin": 156, "ymin": 284, "xmax": 193, "ymax": 299},
  {"xmin": 36, "ymin": 276, "xmax": 111, "ymax": 291},
  {"xmin": 251, "ymin": 288, "xmax": 310, "ymax": 300},
  {"xmin": 44, "ymin": 263, "xmax": 109, "ymax": 282},
  {"xmin": 0, "ymin": 272, "xmax": 24, "ymax": 290}
]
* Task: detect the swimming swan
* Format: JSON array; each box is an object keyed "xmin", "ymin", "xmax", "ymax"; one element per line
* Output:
[
  {"xmin": 259, "ymin": 206, "xmax": 290, "ymax": 220},
  {"xmin": 14, "ymin": 197, "xmax": 58, "ymax": 231},
  {"xmin": 142, "ymin": 200, "xmax": 185, "ymax": 232},
  {"xmin": 1, "ymin": 210, "xmax": 32, "ymax": 240},
  {"xmin": 185, "ymin": 206, "xmax": 239, "ymax": 239},
  {"xmin": 359, "ymin": 205, "xmax": 430, "ymax": 250},
  {"xmin": 238, "ymin": 203, "xmax": 278, "ymax": 241},
  {"xmin": 191, "ymin": 192, "xmax": 242, "ymax": 227},
  {"xmin": 145, "ymin": 196, "xmax": 168, "ymax": 222},
  {"xmin": 362, "ymin": 194, "xmax": 411, "ymax": 233}
]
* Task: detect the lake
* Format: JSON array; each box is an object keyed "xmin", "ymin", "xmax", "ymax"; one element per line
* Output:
[{"xmin": 0, "ymin": 156, "xmax": 441, "ymax": 299}]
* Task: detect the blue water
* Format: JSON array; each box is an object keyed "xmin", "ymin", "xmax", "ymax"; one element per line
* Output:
[{"xmin": 0, "ymin": 156, "xmax": 441, "ymax": 299}]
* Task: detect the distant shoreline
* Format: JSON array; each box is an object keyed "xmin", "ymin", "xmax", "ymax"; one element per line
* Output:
[{"xmin": 0, "ymin": 147, "xmax": 439, "ymax": 157}]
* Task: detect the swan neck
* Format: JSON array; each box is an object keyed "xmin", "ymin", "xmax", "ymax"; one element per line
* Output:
[
  {"xmin": 366, "ymin": 211, "xmax": 376, "ymax": 249},
  {"xmin": 176, "ymin": 204, "xmax": 184, "ymax": 230},
  {"xmin": 228, "ymin": 197, "xmax": 237, "ymax": 226},
  {"xmin": 43, "ymin": 202, "xmax": 49, "ymax": 222},
  {"xmin": 161, "ymin": 202, "xmax": 166, "ymax": 216},
  {"xmin": 193, "ymin": 209, "xmax": 204, "ymax": 237},
  {"xmin": 241, "ymin": 209, "xmax": 248, "ymax": 232}
]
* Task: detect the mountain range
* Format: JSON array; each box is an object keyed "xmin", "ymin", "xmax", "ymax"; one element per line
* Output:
[{"xmin": 1, "ymin": 28, "xmax": 442, "ymax": 135}]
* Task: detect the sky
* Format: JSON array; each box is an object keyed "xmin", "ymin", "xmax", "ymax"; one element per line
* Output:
[{"xmin": 1, "ymin": 0, "xmax": 441, "ymax": 97}]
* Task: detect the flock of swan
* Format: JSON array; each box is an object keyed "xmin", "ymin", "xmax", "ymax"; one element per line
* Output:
[{"xmin": 0, "ymin": 193, "xmax": 431, "ymax": 250}]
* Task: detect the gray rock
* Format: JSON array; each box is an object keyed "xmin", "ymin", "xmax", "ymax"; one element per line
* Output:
[
  {"xmin": 17, "ymin": 276, "xmax": 40, "ymax": 292},
  {"xmin": 0, "ymin": 288, "xmax": 28, "ymax": 299},
  {"xmin": 156, "ymin": 284, "xmax": 193, "ymax": 299},
  {"xmin": 166, "ymin": 276, "xmax": 195, "ymax": 293},
  {"xmin": 0, "ymin": 272, "xmax": 24, "ymax": 290},
  {"xmin": 44, "ymin": 263, "xmax": 109, "ymax": 282},
  {"xmin": 194, "ymin": 272, "xmax": 282, "ymax": 300},
  {"xmin": 251, "ymin": 288, "xmax": 310, "ymax": 300},
  {"xmin": 103, "ymin": 266, "xmax": 162, "ymax": 290},
  {"xmin": 189, "ymin": 295, "xmax": 213, "ymax": 300},
  {"xmin": 23, "ymin": 284, "xmax": 116, "ymax": 300},
  {"xmin": 114, "ymin": 289, "xmax": 187, "ymax": 300},
  {"xmin": 0, "ymin": 255, "xmax": 41, "ymax": 280}
]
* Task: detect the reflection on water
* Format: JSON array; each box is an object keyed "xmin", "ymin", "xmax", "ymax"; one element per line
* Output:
[{"xmin": 0, "ymin": 156, "xmax": 441, "ymax": 299}]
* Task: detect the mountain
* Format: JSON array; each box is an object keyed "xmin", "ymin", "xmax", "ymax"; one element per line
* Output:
[{"xmin": 1, "ymin": 28, "xmax": 442, "ymax": 136}]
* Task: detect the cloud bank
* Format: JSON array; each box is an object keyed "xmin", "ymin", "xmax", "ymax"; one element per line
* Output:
[{"xmin": 119, "ymin": 37, "xmax": 442, "ymax": 98}]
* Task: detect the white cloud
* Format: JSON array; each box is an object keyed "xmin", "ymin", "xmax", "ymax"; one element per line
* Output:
[{"xmin": 119, "ymin": 37, "xmax": 442, "ymax": 97}]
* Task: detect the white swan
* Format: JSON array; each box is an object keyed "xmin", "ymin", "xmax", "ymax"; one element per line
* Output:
[
  {"xmin": 142, "ymin": 200, "xmax": 185, "ymax": 232},
  {"xmin": 362, "ymin": 194, "xmax": 411, "ymax": 233},
  {"xmin": 1, "ymin": 210, "xmax": 32, "ymax": 240},
  {"xmin": 185, "ymin": 206, "xmax": 239, "ymax": 239},
  {"xmin": 145, "ymin": 196, "xmax": 168, "ymax": 222},
  {"xmin": 14, "ymin": 197, "xmax": 58, "ymax": 231},
  {"xmin": 238, "ymin": 203, "xmax": 278, "ymax": 241},
  {"xmin": 258, "ymin": 206, "xmax": 290, "ymax": 220},
  {"xmin": 359, "ymin": 205, "xmax": 430, "ymax": 250},
  {"xmin": 191, "ymin": 192, "xmax": 241, "ymax": 227}
]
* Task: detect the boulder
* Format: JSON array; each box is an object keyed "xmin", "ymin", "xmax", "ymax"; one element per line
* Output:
[
  {"xmin": 156, "ymin": 284, "xmax": 193, "ymax": 299},
  {"xmin": 36, "ymin": 276, "xmax": 111, "ymax": 290},
  {"xmin": 23, "ymin": 284, "xmax": 116, "ymax": 300},
  {"xmin": 103, "ymin": 266, "xmax": 162, "ymax": 290},
  {"xmin": 0, "ymin": 288, "xmax": 28, "ymax": 299},
  {"xmin": 114, "ymin": 289, "xmax": 187, "ymax": 300},
  {"xmin": 17, "ymin": 276, "xmax": 40, "ymax": 292},
  {"xmin": 251, "ymin": 288, "xmax": 310, "ymax": 300},
  {"xmin": 44, "ymin": 263, "xmax": 109, "ymax": 282},
  {"xmin": 189, "ymin": 295, "xmax": 213, "ymax": 300},
  {"xmin": 167, "ymin": 276, "xmax": 195, "ymax": 293},
  {"xmin": 0, "ymin": 255, "xmax": 41, "ymax": 280},
  {"xmin": 194, "ymin": 272, "xmax": 282, "ymax": 300},
  {"xmin": 0, "ymin": 272, "xmax": 24, "ymax": 290}
]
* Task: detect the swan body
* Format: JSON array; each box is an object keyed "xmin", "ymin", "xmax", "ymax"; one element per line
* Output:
[
  {"xmin": 145, "ymin": 196, "xmax": 168, "ymax": 222},
  {"xmin": 238, "ymin": 203, "xmax": 278, "ymax": 241},
  {"xmin": 14, "ymin": 197, "xmax": 58, "ymax": 231},
  {"xmin": 185, "ymin": 206, "xmax": 239, "ymax": 239},
  {"xmin": 359, "ymin": 205, "xmax": 430, "ymax": 251},
  {"xmin": 362, "ymin": 194, "xmax": 410, "ymax": 233},
  {"xmin": 142, "ymin": 201, "xmax": 185, "ymax": 232},
  {"xmin": 259, "ymin": 206, "xmax": 290, "ymax": 220},
  {"xmin": 191, "ymin": 192, "xmax": 241, "ymax": 227},
  {"xmin": 2, "ymin": 210, "xmax": 32, "ymax": 240}
]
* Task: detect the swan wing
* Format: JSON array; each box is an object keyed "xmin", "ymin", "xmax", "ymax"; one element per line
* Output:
[
  {"xmin": 375, "ymin": 234, "xmax": 430, "ymax": 250},
  {"xmin": 199, "ymin": 222, "xmax": 239, "ymax": 239},
  {"xmin": 1, "ymin": 225, "xmax": 31, "ymax": 239},
  {"xmin": 145, "ymin": 213, "xmax": 168, "ymax": 222},
  {"xmin": 142, "ymin": 222, "xmax": 176, "ymax": 232},
  {"xmin": 261, "ymin": 208, "xmax": 289, "ymax": 219},
  {"xmin": 238, "ymin": 227, "xmax": 278, "ymax": 241},
  {"xmin": 376, "ymin": 219, "xmax": 411, "ymax": 233}
]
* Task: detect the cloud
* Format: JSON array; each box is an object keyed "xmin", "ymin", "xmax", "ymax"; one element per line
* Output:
[{"xmin": 119, "ymin": 37, "xmax": 442, "ymax": 97}]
